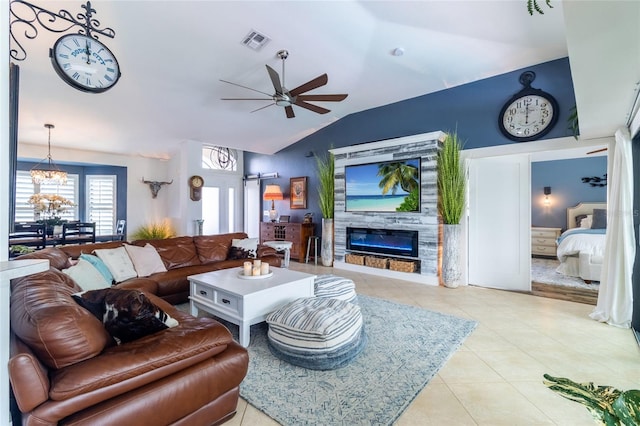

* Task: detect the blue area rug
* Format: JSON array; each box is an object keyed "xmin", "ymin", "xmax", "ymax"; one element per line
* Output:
[{"xmin": 222, "ymin": 295, "xmax": 477, "ymax": 425}]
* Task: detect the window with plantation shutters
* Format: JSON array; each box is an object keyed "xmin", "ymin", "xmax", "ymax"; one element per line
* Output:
[
  {"xmin": 86, "ymin": 175, "xmax": 116, "ymax": 236},
  {"xmin": 15, "ymin": 170, "xmax": 78, "ymax": 222}
]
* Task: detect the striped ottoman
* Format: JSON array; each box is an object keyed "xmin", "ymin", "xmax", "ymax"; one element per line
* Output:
[
  {"xmin": 314, "ymin": 274, "xmax": 357, "ymax": 303},
  {"xmin": 266, "ymin": 297, "xmax": 366, "ymax": 370}
]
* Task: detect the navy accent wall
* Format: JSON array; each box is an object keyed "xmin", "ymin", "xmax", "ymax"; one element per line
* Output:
[
  {"xmin": 531, "ymin": 157, "xmax": 607, "ymax": 230},
  {"xmin": 245, "ymin": 58, "xmax": 576, "ymax": 225}
]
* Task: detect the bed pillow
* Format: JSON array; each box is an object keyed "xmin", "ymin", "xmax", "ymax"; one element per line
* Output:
[
  {"xmin": 94, "ymin": 247, "xmax": 138, "ymax": 283},
  {"xmin": 228, "ymin": 238, "xmax": 258, "ymax": 260},
  {"xmin": 591, "ymin": 209, "xmax": 607, "ymax": 229},
  {"xmin": 79, "ymin": 253, "xmax": 114, "ymax": 284},
  {"xmin": 578, "ymin": 214, "xmax": 593, "ymax": 229},
  {"xmin": 72, "ymin": 288, "xmax": 179, "ymax": 344},
  {"xmin": 123, "ymin": 243, "xmax": 168, "ymax": 277},
  {"xmin": 62, "ymin": 259, "xmax": 111, "ymax": 291}
]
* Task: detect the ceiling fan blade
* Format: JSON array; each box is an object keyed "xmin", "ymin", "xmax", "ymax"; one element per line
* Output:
[
  {"xmin": 250, "ymin": 103, "xmax": 276, "ymax": 113},
  {"xmin": 289, "ymin": 74, "xmax": 328, "ymax": 96},
  {"xmin": 220, "ymin": 79, "xmax": 273, "ymax": 97},
  {"xmin": 294, "ymin": 100, "xmax": 330, "ymax": 115},
  {"xmin": 285, "ymin": 106, "xmax": 295, "ymax": 119},
  {"xmin": 265, "ymin": 65, "xmax": 283, "ymax": 94},
  {"xmin": 296, "ymin": 94, "xmax": 348, "ymax": 102},
  {"xmin": 221, "ymin": 98, "xmax": 273, "ymax": 101}
]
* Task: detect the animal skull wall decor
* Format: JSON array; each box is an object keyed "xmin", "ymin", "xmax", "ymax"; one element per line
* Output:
[{"xmin": 142, "ymin": 178, "xmax": 173, "ymax": 198}]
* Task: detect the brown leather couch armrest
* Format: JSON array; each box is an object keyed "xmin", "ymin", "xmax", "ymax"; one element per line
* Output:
[
  {"xmin": 9, "ymin": 334, "xmax": 50, "ymax": 412},
  {"xmin": 256, "ymin": 245, "xmax": 277, "ymax": 258}
]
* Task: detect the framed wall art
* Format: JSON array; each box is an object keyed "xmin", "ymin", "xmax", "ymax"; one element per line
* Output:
[{"xmin": 290, "ymin": 176, "xmax": 307, "ymax": 209}]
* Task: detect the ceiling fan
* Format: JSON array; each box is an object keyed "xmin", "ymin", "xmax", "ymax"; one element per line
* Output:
[{"xmin": 220, "ymin": 50, "xmax": 348, "ymax": 119}]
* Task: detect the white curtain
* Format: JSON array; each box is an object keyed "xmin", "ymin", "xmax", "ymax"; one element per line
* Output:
[{"xmin": 590, "ymin": 128, "xmax": 635, "ymax": 328}]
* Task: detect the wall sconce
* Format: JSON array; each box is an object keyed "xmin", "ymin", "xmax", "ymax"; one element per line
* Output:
[
  {"xmin": 263, "ymin": 184, "xmax": 284, "ymax": 222},
  {"xmin": 543, "ymin": 186, "xmax": 551, "ymax": 206}
]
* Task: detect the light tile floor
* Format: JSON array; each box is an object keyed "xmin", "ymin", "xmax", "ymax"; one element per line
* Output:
[{"xmin": 226, "ymin": 262, "xmax": 638, "ymax": 426}]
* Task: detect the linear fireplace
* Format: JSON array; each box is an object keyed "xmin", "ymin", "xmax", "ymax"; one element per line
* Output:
[{"xmin": 346, "ymin": 227, "xmax": 419, "ymax": 259}]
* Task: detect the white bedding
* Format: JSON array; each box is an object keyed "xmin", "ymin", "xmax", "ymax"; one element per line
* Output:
[{"xmin": 556, "ymin": 229, "xmax": 606, "ymax": 262}]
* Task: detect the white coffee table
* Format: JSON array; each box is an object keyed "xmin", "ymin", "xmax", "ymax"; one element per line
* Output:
[
  {"xmin": 188, "ymin": 267, "xmax": 316, "ymax": 347},
  {"xmin": 263, "ymin": 240, "xmax": 293, "ymax": 267}
]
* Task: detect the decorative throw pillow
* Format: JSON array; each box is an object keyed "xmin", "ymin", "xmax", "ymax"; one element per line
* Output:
[
  {"xmin": 580, "ymin": 214, "xmax": 593, "ymax": 229},
  {"xmin": 591, "ymin": 209, "xmax": 607, "ymax": 229},
  {"xmin": 79, "ymin": 253, "xmax": 115, "ymax": 284},
  {"xmin": 72, "ymin": 288, "xmax": 179, "ymax": 344},
  {"xmin": 62, "ymin": 259, "xmax": 111, "ymax": 291},
  {"xmin": 123, "ymin": 243, "xmax": 168, "ymax": 277},
  {"xmin": 94, "ymin": 247, "xmax": 138, "ymax": 283},
  {"xmin": 228, "ymin": 238, "xmax": 258, "ymax": 260}
]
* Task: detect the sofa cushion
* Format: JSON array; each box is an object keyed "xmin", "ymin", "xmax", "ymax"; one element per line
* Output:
[
  {"xmin": 10, "ymin": 269, "xmax": 112, "ymax": 369},
  {"xmin": 124, "ymin": 243, "xmax": 168, "ymax": 277},
  {"xmin": 228, "ymin": 238, "xmax": 258, "ymax": 260},
  {"xmin": 193, "ymin": 233, "xmax": 246, "ymax": 264},
  {"xmin": 62, "ymin": 259, "xmax": 111, "ymax": 291},
  {"xmin": 95, "ymin": 247, "xmax": 138, "ymax": 283},
  {"xmin": 59, "ymin": 241, "xmax": 125, "ymax": 260},
  {"xmin": 73, "ymin": 288, "xmax": 178, "ymax": 344},
  {"xmin": 79, "ymin": 253, "xmax": 115, "ymax": 284},
  {"xmin": 134, "ymin": 236, "xmax": 201, "ymax": 270}
]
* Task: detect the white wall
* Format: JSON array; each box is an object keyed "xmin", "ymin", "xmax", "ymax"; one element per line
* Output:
[{"xmin": 18, "ymin": 143, "xmax": 171, "ymax": 238}]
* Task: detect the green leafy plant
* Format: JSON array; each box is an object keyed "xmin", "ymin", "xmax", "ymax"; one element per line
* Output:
[
  {"xmin": 10, "ymin": 245, "xmax": 35, "ymax": 255},
  {"xmin": 544, "ymin": 374, "xmax": 640, "ymax": 425},
  {"xmin": 315, "ymin": 150, "xmax": 335, "ymax": 219},
  {"xmin": 131, "ymin": 219, "xmax": 176, "ymax": 240},
  {"xmin": 527, "ymin": 0, "xmax": 553, "ymax": 15},
  {"xmin": 568, "ymin": 105, "xmax": 580, "ymax": 140},
  {"xmin": 437, "ymin": 131, "xmax": 466, "ymax": 225}
]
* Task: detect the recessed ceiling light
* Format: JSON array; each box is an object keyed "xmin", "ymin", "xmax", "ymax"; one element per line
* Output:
[{"xmin": 392, "ymin": 47, "xmax": 405, "ymax": 57}]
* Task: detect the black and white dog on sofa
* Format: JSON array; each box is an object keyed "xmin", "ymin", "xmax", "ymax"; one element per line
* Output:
[{"xmin": 73, "ymin": 288, "xmax": 179, "ymax": 344}]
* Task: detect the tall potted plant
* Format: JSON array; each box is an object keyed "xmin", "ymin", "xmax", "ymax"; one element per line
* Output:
[
  {"xmin": 316, "ymin": 150, "xmax": 335, "ymax": 266},
  {"xmin": 437, "ymin": 131, "xmax": 466, "ymax": 288}
]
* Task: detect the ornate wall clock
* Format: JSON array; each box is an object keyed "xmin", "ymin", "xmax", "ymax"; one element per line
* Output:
[
  {"xmin": 189, "ymin": 175, "xmax": 204, "ymax": 201},
  {"xmin": 498, "ymin": 71, "xmax": 559, "ymax": 142},
  {"xmin": 50, "ymin": 33, "xmax": 121, "ymax": 93}
]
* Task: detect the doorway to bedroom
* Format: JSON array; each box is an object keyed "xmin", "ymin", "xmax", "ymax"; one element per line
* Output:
[
  {"xmin": 465, "ymin": 137, "xmax": 608, "ymax": 304},
  {"xmin": 529, "ymin": 149, "xmax": 608, "ymax": 305}
]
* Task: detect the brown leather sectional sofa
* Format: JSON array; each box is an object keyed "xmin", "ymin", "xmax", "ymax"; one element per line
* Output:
[{"xmin": 9, "ymin": 233, "xmax": 282, "ymax": 425}]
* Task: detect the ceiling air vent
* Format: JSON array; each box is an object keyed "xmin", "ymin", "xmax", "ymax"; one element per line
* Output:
[{"xmin": 241, "ymin": 30, "xmax": 270, "ymax": 51}]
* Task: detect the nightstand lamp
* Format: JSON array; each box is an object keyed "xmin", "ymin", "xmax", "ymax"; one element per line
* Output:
[{"xmin": 263, "ymin": 184, "xmax": 284, "ymax": 222}]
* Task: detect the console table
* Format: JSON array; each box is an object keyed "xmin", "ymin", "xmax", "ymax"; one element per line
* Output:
[{"xmin": 260, "ymin": 222, "xmax": 314, "ymax": 261}]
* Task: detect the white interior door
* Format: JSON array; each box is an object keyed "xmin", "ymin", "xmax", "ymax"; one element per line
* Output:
[
  {"xmin": 468, "ymin": 154, "xmax": 531, "ymax": 291},
  {"xmin": 244, "ymin": 179, "xmax": 260, "ymax": 238}
]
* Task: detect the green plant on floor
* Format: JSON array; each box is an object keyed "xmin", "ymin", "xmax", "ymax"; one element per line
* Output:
[
  {"xmin": 543, "ymin": 374, "xmax": 640, "ymax": 425},
  {"xmin": 527, "ymin": 0, "xmax": 553, "ymax": 15},
  {"xmin": 437, "ymin": 131, "xmax": 466, "ymax": 225},
  {"xmin": 131, "ymin": 219, "xmax": 176, "ymax": 240},
  {"xmin": 315, "ymin": 149, "xmax": 335, "ymax": 219}
]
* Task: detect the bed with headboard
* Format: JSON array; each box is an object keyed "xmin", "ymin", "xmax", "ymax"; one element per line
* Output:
[{"xmin": 555, "ymin": 202, "xmax": 607, "ymax": 283}]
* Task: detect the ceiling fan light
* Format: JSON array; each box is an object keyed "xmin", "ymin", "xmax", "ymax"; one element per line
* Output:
[{"xmin": 275, "ymin": 99, "xmax": 291, "ymax": 107}]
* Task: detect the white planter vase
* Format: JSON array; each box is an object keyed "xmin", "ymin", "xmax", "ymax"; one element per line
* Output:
[
  {"xmin": 321, "ymin": 218, "xmax": 334, "ymax": 267},
  {"xmin": 442, "ymin": 224, "xmax": 461, "ymax": 288}
]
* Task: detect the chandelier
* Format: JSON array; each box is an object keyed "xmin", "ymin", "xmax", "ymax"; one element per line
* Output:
[{"xmin": 30, "ymin": 124, "xmax": 67, "ymax": 185}]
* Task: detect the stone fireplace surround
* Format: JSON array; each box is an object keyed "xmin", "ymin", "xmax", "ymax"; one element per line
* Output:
[{"xmin": 332, "ymin": 131, "xmax": 444, "ymax": 286}]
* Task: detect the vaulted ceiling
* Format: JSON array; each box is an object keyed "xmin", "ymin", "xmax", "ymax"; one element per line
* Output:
[{"xmin": 11, "ymin": 1, "xmax": 640, "ymax": 159}]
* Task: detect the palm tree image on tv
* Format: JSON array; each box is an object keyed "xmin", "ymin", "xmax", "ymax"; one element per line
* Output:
[{"xmin": 345, "ymin": 159, "xmax": 420, "ymax": 212}]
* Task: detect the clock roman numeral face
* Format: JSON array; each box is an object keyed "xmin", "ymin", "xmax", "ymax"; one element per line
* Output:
[{"xmin": 51, "ymin": 34, "xmax": 121, "ymax": 93}]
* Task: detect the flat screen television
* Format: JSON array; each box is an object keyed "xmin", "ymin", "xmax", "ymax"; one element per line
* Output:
[{"xmin": 345, "ymin": 158, "xmax": 421, "ymax": 212}]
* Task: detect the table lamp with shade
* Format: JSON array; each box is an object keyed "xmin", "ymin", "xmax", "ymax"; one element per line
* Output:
[{"xmin": 263, "ymin": 184, "xmax": 284, "ymax": 222}]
